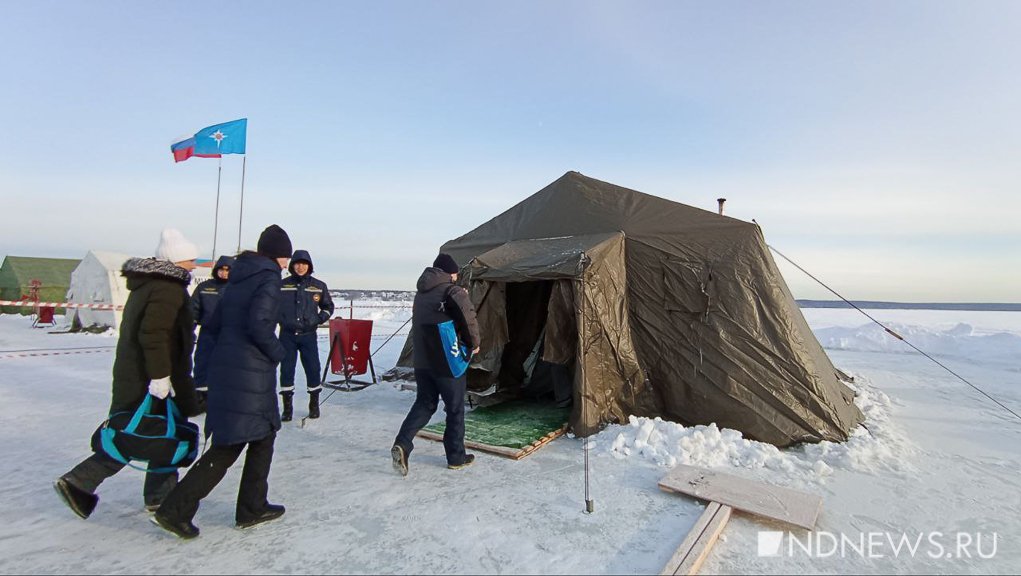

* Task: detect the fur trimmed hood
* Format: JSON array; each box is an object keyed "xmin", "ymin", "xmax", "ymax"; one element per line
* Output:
[{"xmin": 121, "ymin": 257, "xmax": 192, "ymax": 285}]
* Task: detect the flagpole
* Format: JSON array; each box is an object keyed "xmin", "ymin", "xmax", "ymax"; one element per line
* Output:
[
  {"xmin": 237, "ymin": 155, "xmax": 246, "ymax": 253},
  {"xmin": 212, "ymin": 157, "xmax": 222, "ymax": 260}
]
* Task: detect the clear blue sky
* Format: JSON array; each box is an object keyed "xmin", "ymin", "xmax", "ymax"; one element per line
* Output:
[{"xmin": 2, "ymin": 1, "xmax": 1018, "ymax": 301}]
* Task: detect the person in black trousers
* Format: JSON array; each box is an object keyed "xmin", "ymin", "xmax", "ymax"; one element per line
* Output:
[
  {"xmin": 391, "ymin": 253, "xmax": 481, "ymax": 476},
  {"xmin": 55, "ymin": 228, "xmax": 204, "ymax": 518},
  {"xmin": 152, "ymin": 225, "xmax": 293, "ymax": 539},
  {"xmin": 278, "ymin": 249, "xmax": 334, "ymax": 421}
]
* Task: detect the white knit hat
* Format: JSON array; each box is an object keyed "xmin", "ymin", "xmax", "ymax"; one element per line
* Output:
[{"xmin": 155, "ymin": 228, "xmax": 199, "ymax": 263}]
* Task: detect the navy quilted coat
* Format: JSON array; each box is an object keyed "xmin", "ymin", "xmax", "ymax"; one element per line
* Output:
[{"xmin": 204, "ymin": 252, "xmax": 286, "ymax": 446}]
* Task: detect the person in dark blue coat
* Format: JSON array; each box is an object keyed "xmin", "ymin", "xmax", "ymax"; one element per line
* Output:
[
  {"xmin": 153, "ymin": 225, "xmax": 293, "ymax": 539},
  {"xmin": 190, "ymin": 255, "xmax": 233, "ymax": 396},
  {"xmin": 278, "ymin": 249, "xmax": 334, "ymax": 421}
]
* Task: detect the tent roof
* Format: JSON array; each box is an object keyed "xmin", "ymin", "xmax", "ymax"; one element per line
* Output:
[
  {"xmin": 442, "ymin": 171, "xmax": 753, "ymax": 264},
  {"xmin": 471, "ymin": 232, "xmax": 623, "ymax": 281},
  {"xmin": 81, "ymin": 251, "xmax": 131, "ymax": 271},
  {"xmin": 0, "ymin": 256, "xmax": 80, "ymax": 287}
]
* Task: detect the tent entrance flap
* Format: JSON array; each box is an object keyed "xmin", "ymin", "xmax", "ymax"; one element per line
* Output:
[
  {"xmin": 467, "ymin": 279, "xmax": 575, "ymax": 408},
  {"xmin": 463, "ymin": 231, "xmax": 649, "ymax": 437}
]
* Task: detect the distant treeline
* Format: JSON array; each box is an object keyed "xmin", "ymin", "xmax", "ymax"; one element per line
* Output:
[{"xmin": 797, "ymin": 300, "xmax": 1021, "ymax": 312}]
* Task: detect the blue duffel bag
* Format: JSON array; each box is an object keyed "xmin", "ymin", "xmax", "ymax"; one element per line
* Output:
[{"xmin": 90, "ymin": 393, "xmax": 200, "ymax": 473}]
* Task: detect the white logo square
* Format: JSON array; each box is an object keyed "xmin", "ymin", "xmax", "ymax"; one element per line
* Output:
[{"xmin": 758, "ymin": 531, "xmax": 784, "ymax": 557}]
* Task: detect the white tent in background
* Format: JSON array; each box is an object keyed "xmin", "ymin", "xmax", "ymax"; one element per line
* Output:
[
  {"xmin": 65, "ymin": 251, "xmax": 211, "ymax": 330},
  {"xmin": 66, "ymin": 251, "xmax": 130, "ymax": 329}
]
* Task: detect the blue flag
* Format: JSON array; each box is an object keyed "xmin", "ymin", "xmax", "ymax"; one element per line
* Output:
[{"xmin": 193, "ymin": 118, "xmax": 247, "ymax": 155}]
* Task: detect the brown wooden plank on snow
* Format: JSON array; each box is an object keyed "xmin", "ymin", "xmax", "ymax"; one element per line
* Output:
[
  {"xmin": 658, "ymin": 464, "xmax": 822, "ymax": 530},
  {"xmin": 660, "ymin": 501, "xmax": 732, "ymax": 575}
]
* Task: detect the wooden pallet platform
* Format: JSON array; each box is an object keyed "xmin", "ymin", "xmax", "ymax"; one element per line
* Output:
[{"xmin": 416, "ymin": 424, "xmax": 568, "ymax": 460}]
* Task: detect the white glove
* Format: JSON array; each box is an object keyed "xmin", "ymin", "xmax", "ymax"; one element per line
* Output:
[{"xmin": 148, "ymin": 376, "xmax": 175, "ymax": 399}]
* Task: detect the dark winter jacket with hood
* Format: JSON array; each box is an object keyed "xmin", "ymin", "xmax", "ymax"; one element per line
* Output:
[
  {"xmin": 411, "ymin": 266, "xmax": 481, "ymax": 373},
  {"xmin": 190, "ymin": 255, "xmax": 234, "ymax": 326},
  {"xmin": 278, "ymin": 250, "xmax": 334, "ymax": 334},
  {"xmin": 110, "ymin": 257, "xmax": 202, "ymax": 416},
  {"xmin": 203, "ymin": 251, "xmax": 287, "ymax": 446}
]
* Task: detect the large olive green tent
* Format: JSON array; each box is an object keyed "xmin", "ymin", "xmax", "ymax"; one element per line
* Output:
[
  {"xmin": 399, "ymin": 171, "xmax": 863, "ymax": 446},
  {"xmin": 0, "ymin": 256, "xmax": 80, "ymax": 315}
]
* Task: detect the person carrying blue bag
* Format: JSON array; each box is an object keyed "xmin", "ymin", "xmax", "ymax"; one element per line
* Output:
[
  {"xmin": 54, "ymin": 228, "xmax": 205, "ymax": 519},
  {"xmin": 152, "ymin": 224, "xmax": 293, "ymax": 539},
  {"xmin": 392, "ymin": 253, "xmax": 480, "ymax": 476}
]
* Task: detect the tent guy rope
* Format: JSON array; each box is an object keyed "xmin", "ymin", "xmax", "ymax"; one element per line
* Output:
[{"xmin": 769, "ymin": 245, "xmax": 1021, "ymax": 423}]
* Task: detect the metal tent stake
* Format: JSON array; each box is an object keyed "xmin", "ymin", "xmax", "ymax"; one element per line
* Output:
[
  {"xmin": 580, "ymin": 276, "xmax": 594, "ymax": 514},
  {"xmin": 584, "ymin": 436, "xmax": 594, "ymax": 513}
]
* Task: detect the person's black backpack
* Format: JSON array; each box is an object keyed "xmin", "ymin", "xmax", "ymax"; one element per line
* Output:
[{"xmin": 90, "ymin": 394, "xmax": 200, "ymax": 472}]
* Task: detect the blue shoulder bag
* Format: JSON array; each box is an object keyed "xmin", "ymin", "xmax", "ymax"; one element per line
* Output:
[
  {"xmin": 437, "ymin": 319, "xmax": 472, "ymax": 378},
  {"xmin": 90, "ymin": 393, "xmax": 200, "ymax": 473}
]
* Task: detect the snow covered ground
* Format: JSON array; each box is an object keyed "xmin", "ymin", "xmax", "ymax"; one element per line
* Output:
[{"xmin": 0, "ymin": 305, "xmax": 1018, "ymax": 574}]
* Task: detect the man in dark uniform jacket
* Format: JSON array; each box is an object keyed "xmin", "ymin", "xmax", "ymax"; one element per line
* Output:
[
  {"xmin": 191, "ymin": 255, "xmax": 233, "ymax": 396},
  {"xmin": 391, "ymin": 253, "xmax": 480, "ymax": 476},
  {"xmin": 278, "ymin": 249, "xmax": 334, "ymax": 421}
]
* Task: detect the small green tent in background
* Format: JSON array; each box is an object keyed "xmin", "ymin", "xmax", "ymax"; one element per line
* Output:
[{"xmin": 0, "ymin": 256, "xmax": 81, "ymax": 315}]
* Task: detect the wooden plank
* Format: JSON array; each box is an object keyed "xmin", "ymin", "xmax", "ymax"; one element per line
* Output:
[
  {"xmin": 661, "ymin": 502, "xmax": 732, "ymax": 576},
  {"xmin": 658, "ymin": 465, "xmax": 822, "ymax": 530},
  {"xmin": 416, "ymin": 425, "xmax": 567, "ymax": 460}
]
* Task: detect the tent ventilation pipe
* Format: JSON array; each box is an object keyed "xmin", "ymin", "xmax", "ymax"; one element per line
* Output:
[{"xmin": 717, "ymin": 198, "xmax": 726, "ymax": 216}]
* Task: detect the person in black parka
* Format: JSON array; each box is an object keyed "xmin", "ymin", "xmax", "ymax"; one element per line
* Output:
[
  {"xmin": 278, "ymin": 249, "xmax": 334, "ymax": 421},
  {"xmin": 153, "ymin": 224, "xmax": 293, "ymax": 539},
  {"xmin": 190, "ymin": 255, "xmax": 234, "ymax": 395},
  {"xmin": 55, "ymin": 228, "xmax": 204, "ymax": 520},
  {"xmin": 391, "ymin": 254, "xmax": 481, "ymax": 476}
]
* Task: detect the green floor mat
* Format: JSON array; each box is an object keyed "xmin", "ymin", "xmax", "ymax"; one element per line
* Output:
[{"xmin": 423, "ymin": 400, "xmax": 570, "ymax": 450}]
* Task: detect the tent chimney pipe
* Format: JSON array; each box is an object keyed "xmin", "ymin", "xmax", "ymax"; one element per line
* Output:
[{"xmin": 717, "ymin": 198, "xmax": 726, "ymax": 216}]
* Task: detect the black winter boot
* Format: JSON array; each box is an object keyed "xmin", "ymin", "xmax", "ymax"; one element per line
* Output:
[
  {"xmin": 54, "ymin": 477, "xmax": 98, "ymax": 519},
  {"xmin": 281, "ymin": 393, "xmax": 293, "ymax": 422},
  {"xmin": 236, "ymin": 503, "xmax": 285, "ymax": 529},
  {"xmin": 308, "ymin": 391, "xmax": 320, "ymax": 419}
]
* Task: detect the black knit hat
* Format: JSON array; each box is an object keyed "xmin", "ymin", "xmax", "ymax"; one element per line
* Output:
[
  {"xmin": 432, "ymin": 253, "xmax": 459, "ymax": 274},
  {"xmin": 257, "ymin": 224, "xmax": 293, "ymax": 259}
]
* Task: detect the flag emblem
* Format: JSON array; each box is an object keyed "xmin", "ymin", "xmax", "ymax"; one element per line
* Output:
[{"xmin": 171, "ymin": 118, "xmax": 247, "ymax": 162}]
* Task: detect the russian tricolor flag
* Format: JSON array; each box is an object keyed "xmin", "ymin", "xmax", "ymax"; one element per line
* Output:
[{"xmin": 170, "ymin": 136, "xmax": 221, "ymax": 163}]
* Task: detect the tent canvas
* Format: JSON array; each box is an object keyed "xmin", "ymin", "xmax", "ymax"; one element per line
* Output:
[
  {"xmin": 65, "ymin": 251, "xmax": 132, "ymax": 330},
  {"xmin": 0, "ymin": 256, "xmax": 80, "ymax": 315},
  {"xmin": 400, "ymin": 171, "xmax": 863, "ymax": 447},
  {"xmin": 66, "ymin": 251, "xmax": 211, "ymax": 330}
]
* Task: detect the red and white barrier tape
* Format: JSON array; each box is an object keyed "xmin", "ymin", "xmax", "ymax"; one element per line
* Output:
[
  {"xmin": 0, "ymin": 347, "xmax": 115, "ymax": 359},
  {"xmin": 2, "ymin": 301, "xmax": 415, "ymax": 311},
  {"xmin": 0, "ymin": 300, "xmax": 123, "ymax": 310}
]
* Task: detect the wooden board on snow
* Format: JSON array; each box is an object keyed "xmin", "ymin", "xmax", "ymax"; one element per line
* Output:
[
  {"xmin": 660, "ymin": 501, "xmax": 732, "ymax": 575},
  {"xmin": 658, "ymin": 464, "xmax": 822, "ymax": 530}
]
